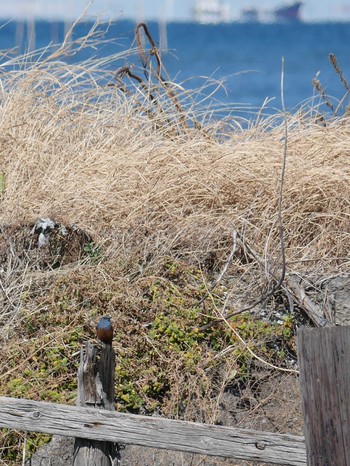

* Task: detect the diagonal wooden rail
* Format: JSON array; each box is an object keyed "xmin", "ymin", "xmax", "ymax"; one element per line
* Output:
[{"xmin": 0, "ymin": 396, "xmax": 306, "ymax": 465}]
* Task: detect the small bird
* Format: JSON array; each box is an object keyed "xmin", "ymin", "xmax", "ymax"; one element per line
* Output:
[{"xmin": 96, "ymin": 316, "xmax": 113, "ymax": 345}]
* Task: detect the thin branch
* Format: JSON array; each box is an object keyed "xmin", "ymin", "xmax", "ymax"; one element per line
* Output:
[
  {"xmin": 204, "ymin": 294, "xmax": 299, "ymax": 374},
  {"xmin": 135, "ymin": 23, "xmax": 188, "ymax": 129},
  {"xmin": 278, "ymin": 56, "xmax": 287, "ymax": 287},
  {"xmin": 221, "ymin": 319, "xmax": 298, "ymax": 374}
]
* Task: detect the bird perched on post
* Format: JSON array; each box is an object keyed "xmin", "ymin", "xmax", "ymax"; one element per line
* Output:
[{"xmin": 96, "ymin": 316, "xmax": 113, "ymax": 345}]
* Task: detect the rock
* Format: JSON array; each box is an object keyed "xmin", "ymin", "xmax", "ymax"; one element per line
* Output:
[
  {"xmin": 26, "ymin": 436, "xmax": 74, "ymax": 466},
  {"xmin": 321, "ymin": 274, "xmax": 350, "ymax": 325}
]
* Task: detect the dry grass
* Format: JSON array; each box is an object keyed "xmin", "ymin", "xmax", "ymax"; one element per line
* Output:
[
  {"xmin": 1, "ymin": 47, "xmax": 349, "ymax": 275},
  {"xmin": 0, "ymin": 23, "xmax": 349, "ymax": 464}
]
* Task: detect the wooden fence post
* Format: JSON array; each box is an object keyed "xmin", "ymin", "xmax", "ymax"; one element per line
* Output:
[
  {"xmin": 297, "ymin": 326, "xmax": 350, "ymax": 466},
  {"xmin": 73, "ymin": 341, "xmax": 120, "ymax": 465}
]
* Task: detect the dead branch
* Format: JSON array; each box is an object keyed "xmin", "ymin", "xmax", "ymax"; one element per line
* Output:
[{"xmin": 284, "ymin": 276, "xmax": 330, "ymax": 327}]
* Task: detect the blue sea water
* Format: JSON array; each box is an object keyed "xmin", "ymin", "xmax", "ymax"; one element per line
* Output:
[{"xmin": 1, "ymin": 19, "xmax": 350, "ymax": 117}]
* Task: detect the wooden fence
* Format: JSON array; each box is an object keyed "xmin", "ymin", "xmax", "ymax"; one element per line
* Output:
[
  {"xmin": 0, "ymin": 396, "xmax": 306, "ymax": 465},
  {"xmin": 0, "ymin": 326, "xmax": 349, "ymax": 465}
]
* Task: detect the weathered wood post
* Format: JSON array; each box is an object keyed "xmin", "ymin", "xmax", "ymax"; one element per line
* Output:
[
  {"xmin": 73, "ymin": 341, "xmax": 120, "ymax": 465},
  {"xmin": 297, "ymin": 326, "xmax": 350, "ymax": 466}
]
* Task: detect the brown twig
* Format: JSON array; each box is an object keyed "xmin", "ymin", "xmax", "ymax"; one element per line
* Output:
[
  {"xmin": 312, "ymin": 77, "xmax": 334, "ymax": 113},
  {"xmin": 114, "ymin": 66, "xmax": 174, "ymax": 131},
  {"xmin": 329, "ymin": 53, "xmax": 350, "ymax": 115},
  {"xmin": 329, "ymin": 53, "xmax": 350, "ymax": 92},
  {"xmin": 135, "ymin": 23, "xmax": 189, "ymax": 130}
]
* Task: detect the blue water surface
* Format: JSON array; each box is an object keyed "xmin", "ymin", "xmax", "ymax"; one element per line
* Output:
[{"xmin": 1, "ymin": 19, "xmax": 350, "ymax": 115}]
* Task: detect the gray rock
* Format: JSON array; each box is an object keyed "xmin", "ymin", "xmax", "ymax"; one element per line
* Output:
[
  {"xmin": 321, "ymin": 274, "xmax": 350, "ymax": 325},
  {"xmin": 26, "ymin": 436, "xmax": 74, "ymax": 466}
]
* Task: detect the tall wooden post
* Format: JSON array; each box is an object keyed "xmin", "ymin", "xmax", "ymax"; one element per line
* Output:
[
  {"xmin": 297, "ymin": 326, "xmax": 350, "ymax": 466},
  {"xmin": 73, "ymin": 341, "xmax": 120, "ymax": 465}
]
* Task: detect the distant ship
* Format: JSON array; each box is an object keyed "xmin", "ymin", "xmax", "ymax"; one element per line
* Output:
[
  {"xmin": 241, "ymin": 7, "xmax": 259, "ymax": 22},
  {"xmin": 274, "ymin": 2, "xmax": 303, "ymax": 22},
  {"xmin": 193, "ymin": 0, "xmax": 230, "ymax": 24},
  {"xmin": 240, "ymin": 1, "xmax": 303, "ymax": 23}
]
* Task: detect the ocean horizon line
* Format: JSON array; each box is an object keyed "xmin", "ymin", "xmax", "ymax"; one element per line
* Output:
[{"xmin": 1, "ymin": 17, "xmax": 350, "ymax": 26}]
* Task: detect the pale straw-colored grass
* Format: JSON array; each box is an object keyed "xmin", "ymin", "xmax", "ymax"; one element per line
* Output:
[{"xmin": 0, "ymin": 32, "xmax": 349, "ymax": 278}]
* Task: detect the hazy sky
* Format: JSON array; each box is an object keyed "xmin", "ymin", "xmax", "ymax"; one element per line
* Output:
[{"xmin": 0, "ymin": 0, "xmax": 349, "ymax": 22}]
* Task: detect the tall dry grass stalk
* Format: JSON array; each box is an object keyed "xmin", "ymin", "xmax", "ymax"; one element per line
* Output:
[{"xmin": 0, "ymin": 26, "xmax": 349, "ymax": 278}]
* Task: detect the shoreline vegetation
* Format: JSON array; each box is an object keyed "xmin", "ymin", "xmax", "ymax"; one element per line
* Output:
[{"xmin": 0, "ymin": 22, "xmax": 349, "ymax": 464}]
